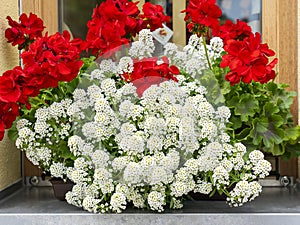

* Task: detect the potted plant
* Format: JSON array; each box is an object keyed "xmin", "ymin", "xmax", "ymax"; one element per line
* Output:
[{"xmin": 0, "ymin": 0, "xmax": 298, "ymax": 213}]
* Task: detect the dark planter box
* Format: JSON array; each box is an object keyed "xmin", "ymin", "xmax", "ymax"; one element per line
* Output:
[{"xmin": 49, "ymin": 178, "xmax": 74, "ymax": 201}]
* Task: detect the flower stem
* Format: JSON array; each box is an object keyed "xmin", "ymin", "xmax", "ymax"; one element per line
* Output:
[{"xmin": 202, "ymin": 36, "xmax": 212, "ymax": 70}]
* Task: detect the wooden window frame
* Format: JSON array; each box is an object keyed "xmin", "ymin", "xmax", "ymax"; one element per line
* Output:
[
  {"xmin": 21, "ymin": 0, "xmax": 59, "ymax": 178},
  {"xmin": 262, "ymin": 0, "xmax": 299, "ymax": 179}
]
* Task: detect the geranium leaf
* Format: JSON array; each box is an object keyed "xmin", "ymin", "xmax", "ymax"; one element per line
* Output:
[
  {"xmin": 235, "ymin": 127, "xmax": 251, "ymax": 141},
  {"xmin": 264, "ymin": 144, "xmax": 285, "ymax": 156},
  {"xmin": 229, "ymin": 115, "xmax": 243, "ymax": 129},
  {"xmin": 7, "ymin": 120, "xmax": 18, "ymax": 141},
  {"xmin": 198, "ymin": 70, "xmax": 225, "ymax": 106},
  {"xmin": 234, "ymin": 93, "xmax": 259, "ymax": 122},
  {"xmin": 285, "ymin": 141, "xmax": 300, "ymax": 158},
  {"xmin": 263, "ymin": 102, "xmax": 279, "ymax": 118},
  {"xmin": 251, "ymin": 117, "xmax": 285, "ymax": 148},
  {"xmin": 284, "ymin": 126, "xmax": 300, "ymax": 141}
]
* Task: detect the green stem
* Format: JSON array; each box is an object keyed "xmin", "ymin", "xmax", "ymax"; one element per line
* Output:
[{"xmin": 202, "ymin": 36, "xmax": 212, "ymax": 70}]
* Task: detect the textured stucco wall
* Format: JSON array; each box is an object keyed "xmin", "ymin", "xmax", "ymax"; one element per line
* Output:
[
  {"xmin": 298, "ymin": 1, "xmax": 300, "ymax": 179},
  {"xmin": 0, "ymin": 0, "xmax": 21, "ymax": 191},
  {"xmin": 298, "ymin": 0, "xmax": 300, "ymax": 125}
]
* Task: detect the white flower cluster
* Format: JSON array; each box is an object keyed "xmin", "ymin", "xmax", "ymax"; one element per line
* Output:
[
  {"xmin": 63, "ymin": 71, "xmax": 270, "ymax": 212},
  {"xmin": 16, "ymin": 30, "xmax": 271, "ymax": 213},
  {"xmin": 129, "ymin": 29, "xmax": 155, "ymax": 58},
  {"xmin": 164, "ymin": 35, "xmax": 224, "ymax": 79},
  {"xmin": 15, "ymin": 99, "xmax": 74, "ymax": 172},
  {"xmin": 227, "ymin": 180, "xmax": 262, "ymax": 207},
  {"xmin": 248, "ymin": 150, "xmax": 272, "ymax": 178}
]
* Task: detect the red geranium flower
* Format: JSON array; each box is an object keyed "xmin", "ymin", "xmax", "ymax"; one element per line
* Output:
[
  {"xmin": 0, "ymin": 66, "xmax": 44, "ymax": 109},
  {"xmin": 183, "ymin": 0, "xmax": 222, "ymax": 33},
  {"xmin": 122, "ymin": 57, "xmax": 179, "ymax": 96},
  {"xmin": 0, "ymin": 69, "xmax": 21, "ymax": 103},
  {"xmin": 86, "ymin": 0, "xmax": 129, "ymax": 56},
  {"xmin": 213, "ymin": 19, "xmax": 253, "ymax": 43},
  {"xmin": 139, "ymin": 2, "xmax": 170, "ymax": 31},
  {"xmin": 21, "ymin": 31, "xmax": 83, "ymax": 86},
  {"xmin": 116, "ymin": 0, "xmax": 141, "ymax": 36},
  {"xmin": 86, "ymin": 0, "xmax": 170, "ymax": 56},
  {"xmin": 0, "ymin": 101, "xmax": 19, "ymax": 140},
  {"xmin": 5, "ymin": 13, "xmax": 44, "ymax": 49},
  {"xmin": 220, "ymin": 33, "xmax": 278, "ymax": 85},
  {"xmin": 18, "ymin": 13, "xmax": 45, "ymax": 39}
]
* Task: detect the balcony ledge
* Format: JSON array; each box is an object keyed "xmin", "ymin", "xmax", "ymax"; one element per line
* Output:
[{"xmin": 0, "ymin": 186, "xmax": 300, "ymax": 225}]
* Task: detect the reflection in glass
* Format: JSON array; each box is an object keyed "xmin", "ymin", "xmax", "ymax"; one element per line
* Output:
[
  {"xmin": 60, "ymin": 0, "xmax": 105, "ymax": 39},
  {"xmin": 59, "ymin": 0, "xmax": 262, "ymax": 41},
  {"xmin": 217, "ymin": 0, "xmax": 262, "ymax": 33}
]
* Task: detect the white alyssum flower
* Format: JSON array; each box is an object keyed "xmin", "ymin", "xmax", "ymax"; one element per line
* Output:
[
  {"xmin": 68, "ymin": 135, "xmax": 85, "ymax": 156},
  {"xmin": 90, "ymin": 69, "xmax": 105, "ymax": 80},
  {"xmin": 129, "ymin": 29, "xmax": 154, "ymax": 58},
  {"xmin": 50, "ymin": 162, "xmax": 66, "ymax": 179},
  {"xmin": 252, "ymin": 160, "xmax": 272, "ymax": 178},
  {"xmin": 249, "ymin": 150, "xmax": 265, "ymax": 164},
  {"xmin": 82, "ymin": 196, "xmax": 101, "ymax": 213},
  {"xmin": 194, "ymin": 181, "xmax": 213, "ymax": 194},
  {"xmin": 99, "ymin": 59, "xmax": 117, "ymax": 74},
  {"xmin": 110, "ymin": 192, "xmax": 127, "ymax": 213},
  {"xmin": 16, "ymin": 118, "xmax": 31, "ymax": 131},
  {"xmin": 100, "ymin": 78, "xmax": 117, "ymax": 97},
  {"xmin": 117, "ymin": 56, "xmax": 134, "ymax": 74},
  {"xmin": 147, "ymin": 191, "xmax": 166, "ymax": 212},
  {"xmin": 212, "ymin": 166, "xmax": 229, "ymax": 187},
  {"xmin": 123, "ymin": 162, "xmax": 143, "ymax": 185},
  {"xmin": 228, "ymin": 180, "xmax": 262, "ymax": 207},
  {"xmin": 164, "ymin": 43, "xmax": 178, "ymax": 57},
  {"xmin": 210, "ymin": 37, "xmax": 224, "ymax": 52}
]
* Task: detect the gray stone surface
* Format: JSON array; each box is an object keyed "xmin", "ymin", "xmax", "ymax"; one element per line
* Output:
[{"xmin": 0, "ymin": 186, "xmax": 300, "ymax": 225}]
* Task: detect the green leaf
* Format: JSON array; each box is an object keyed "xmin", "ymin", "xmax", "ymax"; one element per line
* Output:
[
  {"xmin": 235, "ymin": 127, "xmax": 251, "ymax": 141},
  {"xmin": 265, "ymin": 82, "xmax": 280, "ymax": 92},
  {"xmin": 7, "ymin": 120, "xmax": 18, "ymax": 141},
  {"xmin": 284, "ymin": 126, "xmax": 300, "ymax": 141},
  {"xmin": 251, "ymin": 117, "xmax": 285, "ymax": 148},
  {"xmin": 197, "ymin": 70, "xmax": 225, "ymax": 106},
  {"xmin": 284, "ymin": 141, "xmax": 300, "ymax": 158},
  {"xmin": 263, "ymin": 144, "xmax": 285, "ymax": 156},
  {"xmin": 229, "ymin": 115, "xmax": 243, "ymax": 129},
  {"xmin": 233, "ymin": 93, "xmax": 259, "ymax": 122},
  {"xmin": 209, "ymin": 188, "xmax": 217, "ymax": 198},
  {"xmin": 263, "ymin": 102, "xmax": 280, "ymax": 118}
]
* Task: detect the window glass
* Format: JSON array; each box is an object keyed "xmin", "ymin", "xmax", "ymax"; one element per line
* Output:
[
  {"xmin": 217, "ymin": 0, "xmax": 262, "ymax": 33},
  {"xmin": 60, "ymin": 0, "xmax": 105, "ymax": 39},
  {"xmin": 60, "ymin": 0, "xmax": 262, "ymax": 39}
]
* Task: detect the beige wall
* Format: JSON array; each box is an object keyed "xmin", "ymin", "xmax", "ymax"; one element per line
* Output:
[
  {"xmin": 0, "ymin": 0, "xmax": 21, "ymax": 191},
  {"xmin": 298, "ymin": 1, "xmax": 300, "ymax": 179}
]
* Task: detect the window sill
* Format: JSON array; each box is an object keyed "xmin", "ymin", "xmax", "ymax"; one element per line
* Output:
[{"xmin": 0, "ymin": 186, "xmax": 300, "ymax": 225}]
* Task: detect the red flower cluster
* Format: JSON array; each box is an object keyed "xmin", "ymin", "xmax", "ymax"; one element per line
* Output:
[
  {"xmin": 183, "ymin": 0, "xmax": 222, "ymax": 34},
  {"xmin": 121, "ymin": 57, "xmax": 179, "ymax": 97},
  {"xmin": 184, "ymin": 0, "xmax": 278, "ymax": 85},
  {"xmin": 220, "ymin": 33, "xmax": 278, "ymax": 85},
  {"xmin": 139, "ymin": 2, "xmax": 170, "ymax": 31},
  {"xmin": 0, "ymin": 102, "xmax": 19, "ymax": 140},
  {"xmin": 5, "ymin": 13, "xmax": 45, "ymax": 50},
  {"xmin": 21, "ymin": 31, "xmax": 83, "ymax": 88},
  {"xmin": 213, "ymin": 19, "xmax": 252, "ymax": 43},
  {"xmin": 0, "ymin": 13, "xmax": 83, "ymax": 140},
  {"xmin": 86, "ymin": 0, "xmax": 169, "ymax": 56}
]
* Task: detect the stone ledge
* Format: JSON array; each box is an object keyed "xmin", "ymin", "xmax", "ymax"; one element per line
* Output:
[
  {"xmin": 0, "ymin": 186, "xmax": 300, "ymax": 225},
  {"xmin": 0, "ymin": 214, "xmax": 300, "ymax": 225}
]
